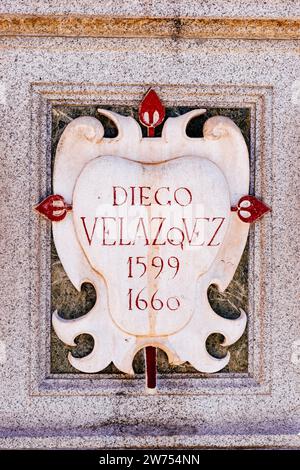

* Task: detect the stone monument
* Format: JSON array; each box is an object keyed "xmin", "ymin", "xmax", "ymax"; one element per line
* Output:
[{"xmin": 0, "ymin": 1, "xmax": 299, "ymax": 450}]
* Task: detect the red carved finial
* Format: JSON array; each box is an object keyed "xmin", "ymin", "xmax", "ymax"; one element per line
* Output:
[
  {"xmin": 139, "ymin": 88, "xmax": 164, "ymax": 389},
  {"xmin": 34, "ymin": 194, "xmax": 72, "ymax": 222},
  {"xmin": 231, "ymin": 195, "xmax": 271, "ymax": 223},
  {"xmin": 138, "ymin": 88, "xmax": 166, "ymax": 137}
]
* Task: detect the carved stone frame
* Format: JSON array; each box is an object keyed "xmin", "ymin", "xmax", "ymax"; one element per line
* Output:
[
  {"xmin": 0, "ymin": 4, "xmax": 299, "ymax": 443},
  {"xmin": 29, "ymin": 82, "xmax": 273, "ymax": 397}
]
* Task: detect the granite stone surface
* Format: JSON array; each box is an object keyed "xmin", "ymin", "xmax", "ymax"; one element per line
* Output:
[
  {"xmin": 0, "ymin": 1, "xmax": 299, "ymax": 450},
  {"xmin": 0, "ymin": 1, "xmax": 299, "ymax": 19}
]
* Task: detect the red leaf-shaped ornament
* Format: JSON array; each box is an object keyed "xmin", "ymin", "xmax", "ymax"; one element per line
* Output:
[
  {"xmin": 34, "ymin": 194, "xmax": 72, "ymax": 222},
  {"xmin": 231, "ymin": 195, "xmax": 271, "ymax": 223},
  {"xmin": 139, "ymin": 88, "xmax": 165, "ymax": 136}
]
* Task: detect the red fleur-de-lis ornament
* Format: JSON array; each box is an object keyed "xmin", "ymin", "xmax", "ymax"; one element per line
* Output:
[
  {"xmin": 34, "ymin": 194, "xmax": 72, "ymax": 222},
  {"xmin": 231, "ymin": 195, "xmax": 271, "ymax": 223},
  {"xmin": 138, "ymin": 88, "xmax": 166, "ymax": 137}
]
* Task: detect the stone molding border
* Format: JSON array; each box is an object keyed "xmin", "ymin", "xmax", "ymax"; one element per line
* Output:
[
  {"xmin": 2, "ymin": 3, "xmax": 297, "ymax": 445},
  {"xmin": 29, "ymin": 82, "xmax": 273, "ymax": 397},
  {"xmin": 0, "ymin": 15, "xmax": 299, "ymax": 40}
]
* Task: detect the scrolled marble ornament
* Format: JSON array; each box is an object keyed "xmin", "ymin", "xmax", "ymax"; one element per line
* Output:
[{"xmin": 35, "ymin": 93, "xmax": 270, "ymax": 379}]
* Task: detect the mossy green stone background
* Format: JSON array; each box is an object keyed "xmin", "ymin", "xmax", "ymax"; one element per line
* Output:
[{"xmin": 51, "ymin": 105, "xmax": 250, "ymax": 375}]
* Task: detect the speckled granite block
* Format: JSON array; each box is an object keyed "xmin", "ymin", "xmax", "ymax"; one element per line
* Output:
[{"xmin": 0, "ymin": 1, "xmax": 299, "ymax": 450}]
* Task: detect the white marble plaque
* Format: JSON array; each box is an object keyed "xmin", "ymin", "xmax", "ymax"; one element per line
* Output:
[{"xmin": 52, "ymin": 109, "xmax": 249, "ymax": 374}]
